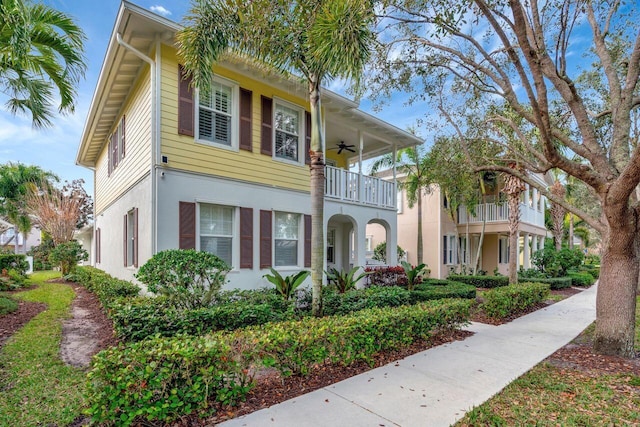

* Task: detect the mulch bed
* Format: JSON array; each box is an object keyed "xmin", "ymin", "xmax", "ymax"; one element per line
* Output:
[
  {"xmin": 0, "ymin": 299, "xmax": 46, "ymax": 348},
  {"xmin": 172, "ymin": 329, "xmax": 474, "ymax": 426}
]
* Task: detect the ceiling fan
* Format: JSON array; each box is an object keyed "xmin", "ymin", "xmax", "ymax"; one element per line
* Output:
[{"xmin": 330, "ymin": 141, "xmax": 356, "ymax": 154}]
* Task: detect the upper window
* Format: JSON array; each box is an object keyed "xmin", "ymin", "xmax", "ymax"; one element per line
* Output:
[
  {"xmin": 274, "ymin": 101, "xmax": 302, "ymax": 163},
  {"xmin": 108, "ymin": 116, "xmax": 125, "ymax": 175},
  {"xmin": 200, "ymin": 203, "xmax": 234, "ymax": 266},
  {"xmin": 274, "ymin": 211, "xmax": 299, "ymax": 266},
  {"xmin": 196, "ymin": 78, "xmax": 238, "ymax": 148}
]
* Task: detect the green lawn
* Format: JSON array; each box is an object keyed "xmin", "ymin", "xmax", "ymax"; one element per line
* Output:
[
  {"xmin": 457, "ymin": 296, "xmax": 640, "ymax": 426},
  {"xmin": 0, "ymin": 271, "xmax": 88, "ymax": 426}
]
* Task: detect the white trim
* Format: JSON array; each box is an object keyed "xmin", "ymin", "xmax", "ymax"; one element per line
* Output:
[
  {"xmin": 195, "ymin": 75, "xmax": 240, "ymax": 151},
  {"xmin": 196, "ymin": 202, "xmax": 238, "ymax": 269},
  {"xmin": 273, "ymin": 211, "xmax": 302, "ymax": 268}
]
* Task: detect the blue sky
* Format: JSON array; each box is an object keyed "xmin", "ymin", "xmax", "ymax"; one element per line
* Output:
[{"xmin": 0, "ymin": 0, "xmax": 421, "ymax": 195}]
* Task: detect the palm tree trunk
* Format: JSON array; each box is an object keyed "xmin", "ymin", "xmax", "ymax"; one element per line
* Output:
[
  {"xmin": 417, "ymin": 194, "xmax": 423, "ymax": 264},
  {"xmin": 569, "ymin": 213, "xmax": 574, "ymax": 249},
  {"xmin": 508, "ymin": 195, "xmax": 520, "ymax": 284},
  {"xmin": 309, "ymin": 77, "xmax": 325, "ymax": 317}
]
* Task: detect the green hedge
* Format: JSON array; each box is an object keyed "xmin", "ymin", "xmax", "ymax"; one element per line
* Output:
[
  {"xmin": 69, "ymin": 266, "xmax": 140, "ymax": 307},
  {"xmin": 411, "ymin": 281, "xmax": 476, "ymax": 302},
  {"xmin": 521, "ymin": 276, "xmax": 572, "ymax": 290},
  {"xmin": 87, "ymin": 299, "xmax": 472, "ymax": 425},
  {"xmin": 480, "ymin": 283, "xmax": 550, "ymax": 319},
  {"xmin": 323, "ymin": 286, "xmax": 411, "ymax": 316},
  {"xmin": 110, "ymin": 297, "xmax": 295, "ymax": 342},
  {"xmin": 448, "ymin": 275, "xmax": 509, "ymax": 288},
  {"xmin": 0, "ymin": 254, "xmax": 28, "ymax": 275},
  {"xmin": 567, "ymin": 271, "xmax": 596, "ymax": 287},
  {"xmin": 579, "ymin": 265, "xmax": 600, "ymax": 280}
]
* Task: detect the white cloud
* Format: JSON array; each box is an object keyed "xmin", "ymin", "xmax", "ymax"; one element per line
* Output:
[{"xmin": 150, "ymin": 5, "xmax": 171, "ymax": 17}]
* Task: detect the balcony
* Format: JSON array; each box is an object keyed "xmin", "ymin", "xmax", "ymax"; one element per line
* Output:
[
  {"xmin": 325, "ymin": 165, "xmax": 396, "ymax": 209},
  {"xmin": 458, "ymin": 202, "xmax": 545, "ymax": 228}
]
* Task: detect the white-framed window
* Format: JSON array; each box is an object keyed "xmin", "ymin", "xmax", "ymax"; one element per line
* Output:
[
  {"xmin": 365, "ymin": 235, "xmax": 374, "ymax": 252},
  {"xmin": 459, "ymin": 236, "xmax": 468, "ymax": 264},
  {"xmin": 443, "ymin": 234, "xmax": 457, "ymax": 265},
  {"xmin": 274, "ymin": 211, "xmax": 300, "ymax": 266},
  {"xmin": 499, "ymin": 236, "xmax": 509, "ymax": 264},
  {"xmin": 108, "ymin": 116, "xmax": 125, "ymax": 174},
  {"xmin": 196, "ymin": 77, "xmax": 239, "ymax": 148},
  {"xmin": 199, "ymin": 203, "xmax": 234, "ymax": 266},
  {"xmin": 327, "ymin": 228, "xmax": 336, "ymax": 263},
  {"xmin": 274, "ymin": 100, "xmax": 303, "ymax": 163}
]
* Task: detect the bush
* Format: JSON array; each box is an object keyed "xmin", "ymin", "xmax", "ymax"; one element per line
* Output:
[
  {"xmin": 448, "ymin": 274, "xmax": 509, "ymax": 288},
  {"xmin": 109, "ymin": 296, "xmax": 297, "ymax": 342},
  {"xmin": 263, "ymin": 268, "xmax": 309, "ymax": 300},
  {"xmin": 520, "ymin": 276, "xmax": 572, "ymax": 289},
  {"xmin": 0, "ymin": 268, "xmax": 28, "ymax": 291},
  {"xmin": 364, "ymin": 266, "xmax": 407, "ymax": 287},
  {"xmin": 136, "ymin": 249, "xmax": 230, "ymax": 309},
  {"xmin": 28, "ymin": 237, "xmax": 55, "ymax": 270},
  {"xmin": 401, "ymin": 261, "xmax": 429, "ymax": 291},
  {"xmin": 325, "ymin": 267, "xmax": 370, "ymax": 293},
  {"xmin": 372, "ymin": 242, "xmax": 406, "ymax": 263},
  {"xmin": 0, "ymin": 254, "xmax": 28, "ymax": 276},
  {"xmin": 322, "ymin": 286, "xmax": 411, "ymax": 316},
  {"xmin": 0, "ymin": 295, "xmax": 18, "ymax": 315},
  {"xmin": 480, "ymin": 283, "xmax": 550, "ymax": 319},
  {"xmin": 567, "ymin": 271, "xmax": 595, "ymax": 287},
  {"xmin": 69, "ymin": 266, "xmax": 140, "ymax": 307},
  {"xmin": 580, "ymin": 265, "xmax": 600, "ymax": 279},
  {"xmin": 49, "ymin": 240, "xmax": 88, "ymax": 275},
  {"xmin": 532, "ymin": 246, "xmax": 585, "ymax": 277},
  {"xmin": 87, "ymin": 299, "xmax": 471, "ymax": 425},
  {"xmin": 411, "ymin": 281, "xmax": 476, "ymax": 302}
]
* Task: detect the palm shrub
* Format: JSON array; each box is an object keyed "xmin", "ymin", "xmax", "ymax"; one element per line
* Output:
[
  {"xmin": 401, "ymin": 261, "xmax": 428, "ymax": 291},
  {"xmin": 263, "ymin": 268, "xmax": 310, "ymax": 300},
  {"xmin": 325, "ymin": 267, "xmax": 371, "ymax": 293},
  {"xmin": 136, "ymin": 249, "xmax": 230, "ymax": 309}
]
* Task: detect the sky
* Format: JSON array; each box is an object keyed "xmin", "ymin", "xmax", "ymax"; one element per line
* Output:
[{"xmin": 0, "ymin": 0, "xmax": 422, "ymax": 196}]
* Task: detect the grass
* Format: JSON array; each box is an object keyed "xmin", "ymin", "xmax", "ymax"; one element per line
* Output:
[
  {"xmin": 0, "ymin": 271, "xmax": 88, "ymax": 426},
  {"xmin": 456, "ymin": 296, "xmax": 640, "ymax": 426},
  {"xmin": 0, "ymin": 295, "xmax": 18, "ymax": 315}
]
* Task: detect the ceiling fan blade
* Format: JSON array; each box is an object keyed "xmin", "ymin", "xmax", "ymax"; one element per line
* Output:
[
  {"xmin": 337, "ymin": 147, "xmax": 344, "ymax": 154},
  {"xmin": 346, "ymin": 147, "xmax": 356, "ymax": 153}
]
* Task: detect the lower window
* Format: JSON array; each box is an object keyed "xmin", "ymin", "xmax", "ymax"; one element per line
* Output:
[
  {"xmin": 200, "ymin": 203, "xmax": 233, "ymax": 266},
  {"xmin": 274, "ymin": 212, "xmax": 299, "ymax": 266}
]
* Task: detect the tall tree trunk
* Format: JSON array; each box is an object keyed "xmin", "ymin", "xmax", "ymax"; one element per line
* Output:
[
  {"xmin": 473, "ymin": 199, "xmax": 487, "ymax": 275},
  {"xmin": 569, "ymin": 213, "xmax": 574, "ymax": 249},
  {"xmin": 507, "ymin": 194, "xmax": 520, "ymax": 284},
  {"xmin": 417, "ymin": 193, "xmax": 423, "ymax": 264},
  {"xmin": 550, "ymin": 181, "xmax": 566, "ymax": 251},
  {"xmin": 594, "ymin": 207, "xmax": 638, "ymax": 357},
  {"xmin": 309, "ymin": 78, "xmax": 325, "ymax": 317}
]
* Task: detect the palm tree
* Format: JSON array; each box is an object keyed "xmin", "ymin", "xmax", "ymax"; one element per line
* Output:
[
  {"xmin": 549, "ymin": 179, "xmax": 566, "ymax": 250},
  {"xmin": 370, "ymin": 146, "xmax": 431, "ymax": 264},
  {"xmin": 501, "ymin": 166, "xmax": 526, "ymax": 284},
  {"xmin": 0, "ymin": 162, "xmax": 57, "ymax": 252},
  {"xmin": 0, "ymin": 0, "xmax": 86, "ymax": 128},
  {"xmin": 177, "ymin": 0, "xmax": 375, "ymax": 316}
]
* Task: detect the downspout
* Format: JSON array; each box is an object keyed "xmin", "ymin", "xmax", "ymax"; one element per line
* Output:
[{"xmin": 116, "ymin": 33, "xmax": 158, "ymax": 255}]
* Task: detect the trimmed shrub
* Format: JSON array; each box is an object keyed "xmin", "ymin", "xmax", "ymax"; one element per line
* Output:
[
  {"xmin": 448, "ymin": 274, "xmax": 509, "ymax": 288},
  {"xmin": 322, "ymin": 286, "xmax": 411, "ymax": 316},
  {"xmin": 480, "ymin": 282, "xmax": 550, "ymax": 319},
  {"xmin": 87, "ymin": 299, "xmax": 471, "ymax": 425},
  {"xmin": 521, "ymin": 277, "xmax": 572, "ymax": 290},
  {"xmin": 580, "ymin": 265, "xmax": 600, "ymax": 279},
  {"xmin": 411, "ymin": 281, "xmax": 476, "ymax": 302},
  {"xmin": 567, "ymin": 271, "xmax": 595, "ymax": 287},
  {"xmin": 0, "ymin": 254, "xmax": 28, "ymax": 276},
  {"xmin": 69, "ymin": 266, "xmax": 140, "ymax": 307},
  {"xmin": 364, "ymin": 266, "xmax": 407, "ymax": 287},
  {"xmin": 49, "ymin": 240, "xmax": 88, "ymax": 275},
  {"xmin": 0, "ymin": 295, "xmax": 18, "ymax": 315}
]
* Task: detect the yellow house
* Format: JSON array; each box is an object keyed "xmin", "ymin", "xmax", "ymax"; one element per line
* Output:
[
  {"xmin": 75, "ymin": 1, "xmax": 421, "ymax": 288},
  {"xmin": 368, "ymin": 172, "xmax": 549, "ymax": 279}
]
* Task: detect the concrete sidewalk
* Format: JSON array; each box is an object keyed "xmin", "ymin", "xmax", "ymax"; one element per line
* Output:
[{"xmin": 219, "ymin": 285, "xmax": 597, "ymax": 427}]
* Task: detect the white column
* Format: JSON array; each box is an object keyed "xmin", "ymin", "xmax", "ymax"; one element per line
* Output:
[
  {"xmin": 358, "ymin": 131, "xmax": 364, "ymax": 203},
  {"xmin": 539, "ymin": 235, "xmax": 545, "ymax": 250},
  {"xmin": 532, "ymin": 233, "xmax": 538, "ymax": 255},
  {"xmin": 524, "ymin": 184, "xmax": 530, "ymax": 207},
  {"xmin": 523, "ymin": 233, "xmax": 530, "ymax": 269}
]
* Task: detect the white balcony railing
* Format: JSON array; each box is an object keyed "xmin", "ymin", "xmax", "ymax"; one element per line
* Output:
[
  {"xmin": 325, "ymin": 165, "xmax": 396, "ymax": 209},
  {"xmin": 458, "ymin": 202, "xmax": 545, "ymax": 227}
]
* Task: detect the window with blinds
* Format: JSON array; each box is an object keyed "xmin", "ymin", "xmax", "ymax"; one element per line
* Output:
[
  {"xmin": 274, "ymin": 103, "xmax": 300, "ymax": 162},
  {"xmin": 198, "ymin": 80, "xmax": 233, "ymax": 146},
  {"xmin": 274, "ymin": 211, "xmax": 299, "ymax": 266},
  {"xmin": 200, "ymin": 203, "xmax": 234, "ymax": 266}
]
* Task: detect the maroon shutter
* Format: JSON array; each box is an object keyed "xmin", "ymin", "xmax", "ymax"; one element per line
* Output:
[
  {"xmin": 240, "ymin": 88, "xmax": 253, "ymax": 151},
  {"xmin": 305, "ymin": 111, "xmax": 311, "ymax": 165},
  {"xmin": 178, "ymin": 65, "xmax": 194, "ymax": 137},
  {"xmin": 260, "ymin": 210, "xmax": 272, "ymax": 268},
  {"xmin": 123, "ymin": 214, "xmax": 128, "ymax": 267},
  {"xmin": 96, "ymin": 227, "xmax": 101, "ymax": 264},
  {"xmin": 107, "ymin": 133, "xmax": 115, "ymax": 176},
  {"xmin": 260, "ymin": 96, "xmax": 273, "ymax": 155},
  {"xmin": 133, "ymin": 208, "xmax": 139, "ymax": 267},
  {"xmin": 304, "ymin": 214, "xmax": 311, "ymax": 268},
  {"xmin": 179, "ymin": 202, "xmax": 196, "ymax": 249},
  {"xmin": 240, "ymin": 207, "xmax": 253, "ymax": 268},
  {"xmin": 121, "ymin": 115, "xmax": 126, "ymax": 158}
]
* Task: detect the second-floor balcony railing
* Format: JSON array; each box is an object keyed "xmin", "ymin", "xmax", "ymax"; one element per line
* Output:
[
  {"xmin": 325, "ymin": 165, "xmax": 396, "ymax": 209},
  {"xmin": 458, "ymin": 202, "xmax": 545, "ymax": 227}
]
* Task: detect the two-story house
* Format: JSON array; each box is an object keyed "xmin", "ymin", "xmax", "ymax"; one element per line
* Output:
[
  {"xmin": 76, "ymin": 2, "xmax": 421, "ymax": 289},
  {"xmin": 369, "ymin": 173, "xmax": 549, "ymax": 278}
]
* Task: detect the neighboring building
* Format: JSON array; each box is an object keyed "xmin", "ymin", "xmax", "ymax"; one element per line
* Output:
[
  {"xmin": 369, "ymin": 174, "xmax": 549, "ymax": 279},
  {"xmin": 75, "ymin": 2, "xmax": 421, "ymax": 289},
  {"xmin": 0, "ymin": 225, "xmax": 43, "ymax": 254}
]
